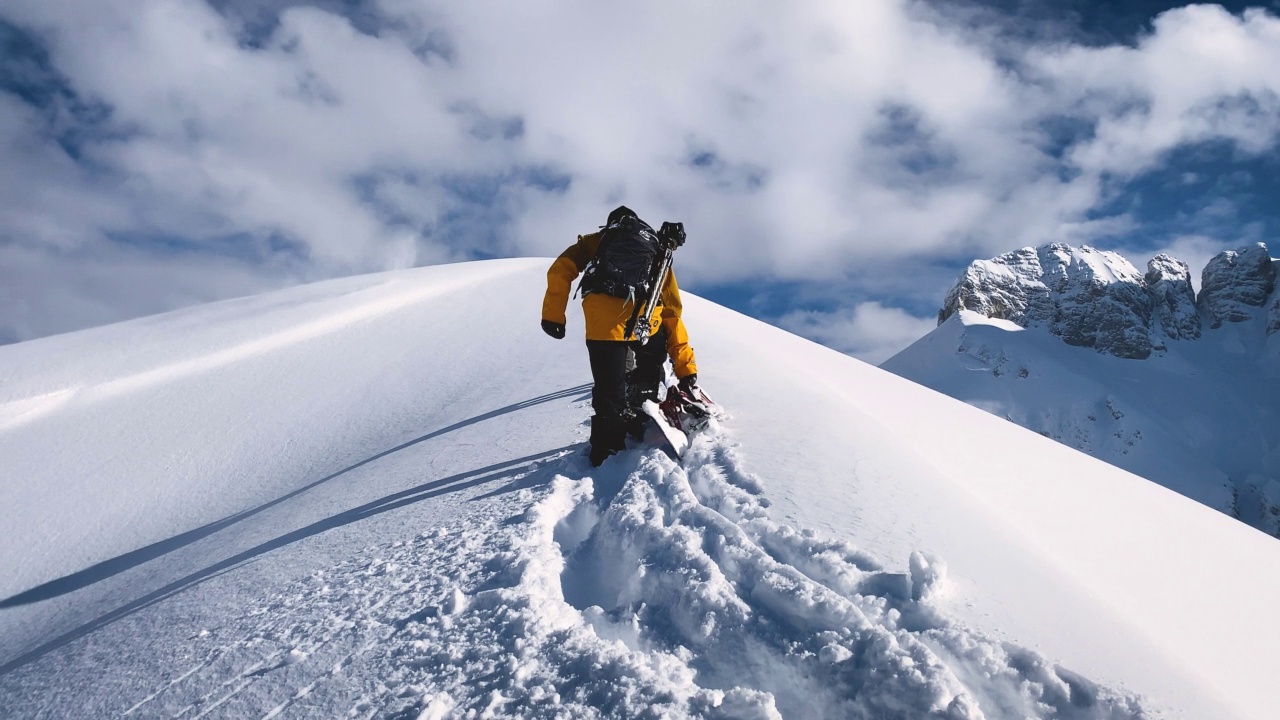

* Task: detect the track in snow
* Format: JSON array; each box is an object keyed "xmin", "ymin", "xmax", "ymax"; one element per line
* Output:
[{"xmin": 87, "ymin": 429, "xmax": 1145, "ymax": 719}]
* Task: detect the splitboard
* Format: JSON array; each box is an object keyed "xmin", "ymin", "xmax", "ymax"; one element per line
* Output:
[
  {"xmin": 640, "ymin": 384, "xmax": 723, "ymax": 459},
  {"xmin": 642, "ymin": 398, "xmax": 689, "ymax": 457}
]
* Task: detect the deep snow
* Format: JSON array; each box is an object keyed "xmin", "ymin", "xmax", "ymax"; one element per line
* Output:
[{"xmin": 2, "ymin": 259, "xmax": 1278, "ymax": 718}]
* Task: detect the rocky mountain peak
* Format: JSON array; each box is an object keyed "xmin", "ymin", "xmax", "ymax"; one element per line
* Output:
[
  {"xmin": 1145, "ymin": 255, "xmax": 1200, "ymax": 341},
  {"xmin": 939, "ymin": 242, "xmax": 1276, "ymax": 359},
  {"xmin": 1197, "ymin": 243, "xmax": 1275, "ymax": 329}
]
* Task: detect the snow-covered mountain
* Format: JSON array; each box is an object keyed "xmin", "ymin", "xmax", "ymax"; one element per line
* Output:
[
  {"xmin": 885, "ymin": 242, "xmax": 1280, "ymax": 536},
  {"xmin": 2, "ymin": 259, "xmax": 1278, "ymax": 719}
]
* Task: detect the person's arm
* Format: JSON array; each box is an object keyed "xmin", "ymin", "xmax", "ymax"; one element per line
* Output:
[
  {"xmin": 660, "ymin": 269, "xmax": 698, "ymax": 379},
  {"xmin": 542, "ymin": 233, "xmax": 599, "ymax": 325}
]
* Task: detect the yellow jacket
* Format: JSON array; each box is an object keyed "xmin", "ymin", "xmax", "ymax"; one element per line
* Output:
[{"xmin": 543, "ymin": 231, "xmax": 698, "ymax": 379}]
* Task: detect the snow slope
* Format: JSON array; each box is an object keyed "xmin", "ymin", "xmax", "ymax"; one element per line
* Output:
[
  {"xmin": 1, "ymin": 259, "xmax": 1278, "ymax": 718},
  {"xmin": 883, "ymin": 307, "xmax": 1280, "ymax": 535},
  {"xmin": 903, "ymin": 241, "xmax": 1280, "ymax": 536}
]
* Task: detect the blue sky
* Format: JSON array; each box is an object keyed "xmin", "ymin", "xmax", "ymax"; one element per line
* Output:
[{"xmin": 3, "ymin": 1, "xmax": 1280, "ymax": 361}]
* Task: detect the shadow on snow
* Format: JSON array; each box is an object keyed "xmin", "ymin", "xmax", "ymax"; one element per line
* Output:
[{"xmin": 0, "ymin": 383, "xmax": 592, "ymax": 676}]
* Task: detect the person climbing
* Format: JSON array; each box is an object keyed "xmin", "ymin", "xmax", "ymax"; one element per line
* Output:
[{"xmin": 541, "ymin": 205, "xmax": 700, "ymax": 466}]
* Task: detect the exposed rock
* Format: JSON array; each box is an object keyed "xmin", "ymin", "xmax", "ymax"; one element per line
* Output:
[
  {"xmin": 939, "ymin": 247, "xmax": 1053, "ymax": 328},
  {"xmin": 1268, "ymin": 296, "xmax": 1280, "ymax": 337},
  {"xmin": 1197, "ymin": 243, "xmax": 1275, "ymax": 329},
  {"xmin": 941, "ymin": 242, "xmax": 1280, "ymax": 359},
  {"xmin": 941, "ymin": 244, "xmax": 1155, "ymax": 359},
  {"xmin": 1040, "ymin": 245, "xmax": 1153, "ymax": 359},
  {"xmin": 1145, "ymin": 254, "xmax": 1201, "ymax": 341}
]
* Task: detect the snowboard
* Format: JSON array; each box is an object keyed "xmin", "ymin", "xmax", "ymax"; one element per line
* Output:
[
  {"xmin": 640, "ymin": 384, "xmax": 723, "ymax": 458},
  {"xmin": 641, "ymin": 398, "xmax": 689, "ymax": 457}
]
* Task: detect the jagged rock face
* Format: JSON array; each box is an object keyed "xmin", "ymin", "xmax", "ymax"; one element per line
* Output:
[
  {"xmin": 1268, "ymin": 296, "xmax": 1280, "ymax": 337},
  {"xmin": 941, "ymin": 244, "xmax": 1156, "ymax": 359},
  {"xmin": 941, "ymin": 242, "xmax": 1280, "ymax": 359},
  {"xmin": 1145, "ymin": 255, "xmax": 1201, "ymax": 341},
  {"xmin": 1197, "ymin": 243, "xmax": 1275, "ymax": 329},
  {"xmin": 939, "ymin": 247, "xmax": 1053, "ymax": 327},
  {"xmin": 1039, "ymin": 245, "xmax": 1154, "ymax": 359}
]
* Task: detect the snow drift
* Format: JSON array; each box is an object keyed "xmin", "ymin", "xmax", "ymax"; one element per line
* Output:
[{"xmin": 2, "ymin": 259, "xmax": 1278, "ymax": 718}]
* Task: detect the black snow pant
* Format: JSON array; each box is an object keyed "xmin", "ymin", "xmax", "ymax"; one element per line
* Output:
[{"xmin": 585, "ymin": 327, "xmax": 669, "ymax": 462}]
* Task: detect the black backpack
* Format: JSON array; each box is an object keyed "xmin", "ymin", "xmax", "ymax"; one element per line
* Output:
[{"xmin": 580, "ymin": 214, "xmax": 663, "ymax": 301}]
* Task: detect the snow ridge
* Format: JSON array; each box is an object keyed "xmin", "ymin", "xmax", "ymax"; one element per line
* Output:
[{"xmin": 103, "ymin": 431, "xmax": 1146, "ymax": 719}]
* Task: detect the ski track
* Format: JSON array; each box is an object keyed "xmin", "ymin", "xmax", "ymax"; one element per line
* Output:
[{"xmin": 99, "ymin": 428, "xmax": 1150, "ymax": 720}]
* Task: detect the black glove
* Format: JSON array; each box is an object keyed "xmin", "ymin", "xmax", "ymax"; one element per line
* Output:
[
  {"xmin": 677, "ymin": 374, "xmax": 709, "ymax": 417},
  {"xmin": 659, "ymin": 221, "xmax": 686, "ymax": 248},
  {"xmin": 541, "ymin": 319, "xmax": 566, "ymax": 339}
]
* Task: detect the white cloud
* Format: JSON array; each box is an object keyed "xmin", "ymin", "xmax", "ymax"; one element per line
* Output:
[
  {"xmin": 2, "ymin": 0, "xmax": 1280, "ymax": 342},
  {"xmin": 775, "ymin": 302, "xmax": 938, "ymax": 365},
  {"xmin": 0, "ymin": 241, "xmax": 289, "ymax": 344},
  {"xmin": 1034, "ymin": 5, "xmax": 1280, "ymax": 177}
]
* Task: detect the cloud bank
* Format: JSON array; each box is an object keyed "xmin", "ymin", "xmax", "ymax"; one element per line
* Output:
[
  {"xmin": 2, "ymin": 1, "xmax": 1280, "ymax": 356},
  {"xmin": 777, "ymin": 302, "xmax": 939, "ymax": 364}
]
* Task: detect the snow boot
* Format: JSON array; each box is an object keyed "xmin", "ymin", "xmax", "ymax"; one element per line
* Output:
[{"xmin": 588, "ymin": 414, "xmax": 627, "ymax": 467}]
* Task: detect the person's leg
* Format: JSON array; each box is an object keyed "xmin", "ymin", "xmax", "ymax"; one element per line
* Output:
[
  {"xmin": 586, "ymin": 340, "xmax": 629, "ymax": 465},
  {"xmin": 627, "ymin": 327, "xmax": 670, "ymax": 411}
]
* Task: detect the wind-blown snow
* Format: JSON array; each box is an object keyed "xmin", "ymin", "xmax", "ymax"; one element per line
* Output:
[{"xmin": 2, "ymin": 259, "xmax": 1278, "ymax": 718}]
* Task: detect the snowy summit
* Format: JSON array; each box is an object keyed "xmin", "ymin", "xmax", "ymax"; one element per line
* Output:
[
  {"xmin": 2, "ymin": 259, "xmax": 1279, "ymax": 718},
  {"xmin": 938, "ymin": 243, "xmax": 1194, "ymax": 359}
]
